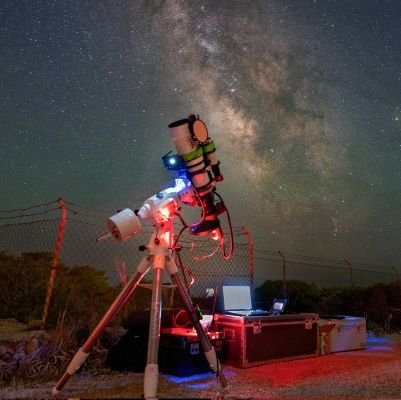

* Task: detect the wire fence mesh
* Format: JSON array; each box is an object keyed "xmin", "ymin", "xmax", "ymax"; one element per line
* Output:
[
  {"xmin": 0, "ymin": 199, "xmax": 399, "ymax": 320},
  {"xmin": 0, "ymin": 200, "xmax": 252, "ymax": 304},
  {"xmin": 252, "ymin": 251, "xmax": 398, "ymax": 288}
]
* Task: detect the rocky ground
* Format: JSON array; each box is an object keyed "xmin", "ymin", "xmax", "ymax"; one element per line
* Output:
[{"xmin": 1, "ymin": 321, "xmax": 401, "ymax": 399}]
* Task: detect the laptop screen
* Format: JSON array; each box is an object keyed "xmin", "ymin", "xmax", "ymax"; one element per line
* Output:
[
  {"xmin": 222, "ymin": 285, "xmax": 252, "ymax": 311},
  {"xmin": 272, "ymin": 300, "xmax": 285, "ymax": 312}
]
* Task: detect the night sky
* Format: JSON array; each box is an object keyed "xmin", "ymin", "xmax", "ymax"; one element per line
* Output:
[{"xmin": 1, "ymin": 0, "xmax": 400, "ymax": 268}]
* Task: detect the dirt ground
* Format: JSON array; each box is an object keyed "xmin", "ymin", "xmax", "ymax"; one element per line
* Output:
[{"xmin": 1, "ymin": 334, "xmax": 401, "ymax": 399}]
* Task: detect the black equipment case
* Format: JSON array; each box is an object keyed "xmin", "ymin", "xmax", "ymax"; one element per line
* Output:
[
  {"xmin": 159, "ymin": 327, "xmax": 223, "ymax": 376},
  {"xmin": 214, "ymin": 313, "xmax": 319, "ymax": 368}
]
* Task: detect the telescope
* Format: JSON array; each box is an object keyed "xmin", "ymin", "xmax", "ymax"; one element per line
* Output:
[
  {"xmin": 99, "ymin": 114, "xmax": 230, "ymax": 245},
  {"xmin": 53, "ymin": 114, "xmax": 232, "ymax": 399}
]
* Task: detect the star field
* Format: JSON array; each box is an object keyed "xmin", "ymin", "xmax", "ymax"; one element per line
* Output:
[{"xmin": 1, "ymin": 0, "xmax": 400, "ymax": 272}]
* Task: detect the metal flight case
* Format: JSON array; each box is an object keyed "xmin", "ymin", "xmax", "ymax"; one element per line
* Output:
[
  {"xmin": 318, "ymin": 315, "xmax": 366, "ymax": 354},
  {"xmin": 214, "ymin": 313, "xmax": 319, "ymax": 368}
]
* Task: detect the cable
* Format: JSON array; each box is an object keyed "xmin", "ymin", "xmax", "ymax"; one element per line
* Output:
[
  {"xmin": 172, "ymin": 212, "xmax": 190, "ymax": 251},
  {"xmin": 0, "ymin": 200, "xmax": 59, "ymax": 213},
  {"xmin": 173, "ymin": 309, "xmax": 192, "ymax": 328},
  {"xmin": 213, "ymin": 191, "xmax": 234, "ymax": 260},
  {"xmin": 63, "ymin": 200, "xmax": 111, "ymax": 215},
  {"xmin": 0, "ymin": 207, "xmax": 61, "ymax": 220},
  {"xmin": 189, "ymin": 239, "xmax": 221, "ymax": 261},
  {"xmin": 175, "ymin": 252, "xmax": 195, "ymax": 290},
  {"xmin": 185, "ymin": 184, "xmax": 208, "ymax": 231}
]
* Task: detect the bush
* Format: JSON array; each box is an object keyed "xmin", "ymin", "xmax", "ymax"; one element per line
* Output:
[
  {"xmin": 0, "ymin": 251, "xmax": 52, "ymax": 322},
  {"xmin": 255, "ymin": 279, "xmax": 401, "ymax": 332},
  {"xmin": 0, "ymin": 251, "xmax": 116, "ymax": 329},
  {"xmin": 254, "ymin": 279, "xmax": 320, "ymax": 313}
]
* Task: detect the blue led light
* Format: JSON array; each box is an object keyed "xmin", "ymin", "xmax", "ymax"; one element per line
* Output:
[
  {"xmin": 367, "ymin": 336, "xmax": 393, "ymax": 344},
  {"xmin": 186, "ymin": 382, "xmax": 215, "ymax": 389},
  {"xmin": 164, "ymin": 372, "xmax": 215, "ymax": 384},
  {"xmin": 163, "ymin": 369, "xmax": 236, "ymax": 387}
]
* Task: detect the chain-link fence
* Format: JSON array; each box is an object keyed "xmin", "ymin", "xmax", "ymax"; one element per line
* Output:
[
  {"xmin": 0, "ymin": 200, "xmax": 252, "ymax": 314},
  {"xmin": 253, "ymin": 251, "xmax": 399, "ymax": 288},
  {"xmin": 1, "ymin": 199, "xmax": 399, "ymax": 320}
]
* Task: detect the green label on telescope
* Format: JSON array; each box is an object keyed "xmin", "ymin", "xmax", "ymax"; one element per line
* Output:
[
  {"xmin": 201, "ymin": 141, "xmax": 216, "ymax": 154},
  {"xmin": 182, "ymin": 148, "xmax": 203, "ymax": 162}
]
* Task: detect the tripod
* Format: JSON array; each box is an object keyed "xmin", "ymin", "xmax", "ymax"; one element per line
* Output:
[{"xmin": 52, "ymin": 219, "xmax": 227, "ymax": 399}]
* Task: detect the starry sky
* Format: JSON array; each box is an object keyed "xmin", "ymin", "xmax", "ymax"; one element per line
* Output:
[{"xmin": 1, "ymin": 0, "xmax": 400, "ymax": 268}]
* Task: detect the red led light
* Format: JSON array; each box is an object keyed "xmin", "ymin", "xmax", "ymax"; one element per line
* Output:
[
  {"xmin": 210, "ymin": 229, "xmax": 220, "ymax": 241},
  {"xmin": 157, "ymin": 199, "xmax": 177, "ymax": 222}
]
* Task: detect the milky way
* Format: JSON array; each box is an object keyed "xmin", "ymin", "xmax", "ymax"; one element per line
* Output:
[{"xmin": 1, "ymin": 0, "xmax": 400, "ymax": 271}]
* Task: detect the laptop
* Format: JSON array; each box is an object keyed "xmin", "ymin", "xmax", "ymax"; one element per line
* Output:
[
  {"xmin": 270, "ymin": 299, "xmax": 287, "ymax": 314},
  {"xmin": 222, "ymin": 285, "xmax": 271, "ymax": 317}
]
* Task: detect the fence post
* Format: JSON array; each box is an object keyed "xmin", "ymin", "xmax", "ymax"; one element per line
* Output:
[
  {"xmin": 345, "ymin": 259, "xmax": 354, "ymax": 287},
  {"xmin": 241, "ymin": 226, "xmax": 253, "ymax": 290},
  {"xmin": 41, "ymin": 198, "xmax": 67, "ymax": 329},
  {"xmin": 278, "ymin": 250, "xmax": 287, "ymax": 293}
]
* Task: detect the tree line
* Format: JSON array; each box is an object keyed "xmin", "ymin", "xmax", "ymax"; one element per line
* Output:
[
  {"xmin": 254, "ymin": 279, "xmax": 401, "ymax": 333},
  {"xmin": 1, "ymin": 251, "xmax": 400, "ymax": 334},
  {"xmin": 0, "ymin": 251, "xmax": 151, "ymax": 331}
]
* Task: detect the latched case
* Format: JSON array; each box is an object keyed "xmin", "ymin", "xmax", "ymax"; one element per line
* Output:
[
  {"xmin": 159, "ymin": 327, "xmax": 223, "ymax": 376},
  {"xmin": 214, "ymin": 313, "xmax": 319, "ymax": 368},
  {"xmin": 318, "ymin": 315, "xmax": 366, "ymax": 354}
]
